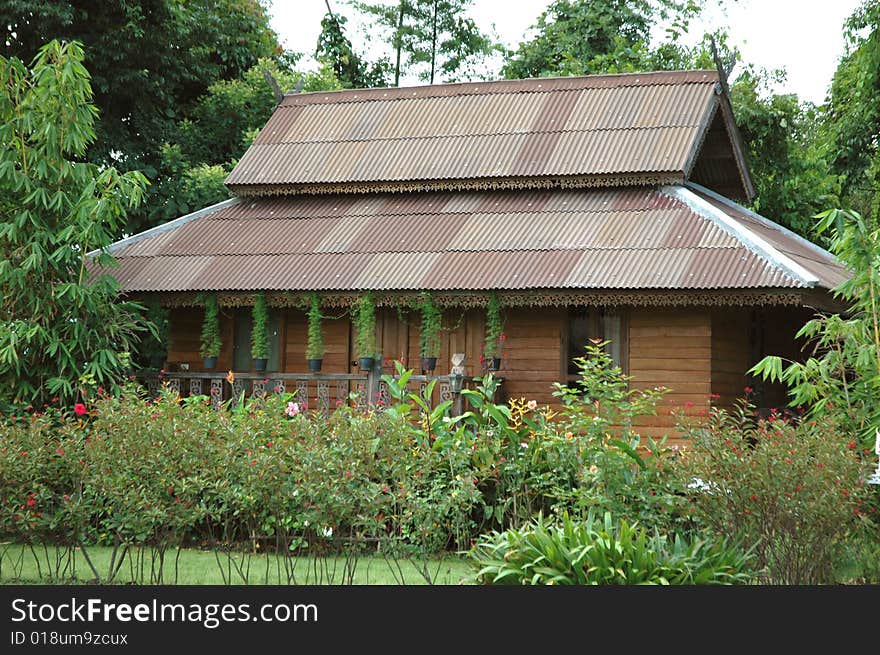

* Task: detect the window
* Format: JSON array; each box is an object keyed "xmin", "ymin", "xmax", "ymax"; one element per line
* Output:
[
  {"xmin": 233, "ymin": 308, "xmax": 281, "ymax": 371},
  {"xmin": 565, "ymin": 309, "xmax": 627, "ymax": 380}
]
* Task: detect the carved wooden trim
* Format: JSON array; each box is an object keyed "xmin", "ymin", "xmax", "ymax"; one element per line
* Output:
[
  {"xmin": 145, "ymin": 288, "xmax": 812, "ymax": 310},
  {"xmin": 227, "ymin": 172, "xmax": 683, "ymax": 198}
]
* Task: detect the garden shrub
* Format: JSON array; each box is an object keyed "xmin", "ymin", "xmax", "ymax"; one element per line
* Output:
[
  {"xmin": 451, "ymin": 342, "xmax": 686, "ymax": 535},
  {"xmin": 469, "ymin": 512, "xmax": 755, "ymax": 585},
  {"xmin": 676, "ymin": 400, "xmax": 872, "ymax": 584}
]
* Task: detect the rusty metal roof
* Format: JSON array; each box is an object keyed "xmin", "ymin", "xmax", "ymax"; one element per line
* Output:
[
  {"xmin": 226, "ymin": 70, "xmax": 736, "ymax": 192},
  {"xmin": 104, "ymin": 185, "xmax": 842, "ymax": 294}
]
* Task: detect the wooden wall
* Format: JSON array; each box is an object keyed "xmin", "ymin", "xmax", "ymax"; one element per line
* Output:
[
  {"xmin": 628, "ymin": 309, "xmax": 712, "ymax": 440},
  {"xmin": 710, "ymin": 308, "xmax": 751, "ymax": 408},
  {"xmin": 166, "ymin": 306, "xmax": 234, "ymax": 372}
]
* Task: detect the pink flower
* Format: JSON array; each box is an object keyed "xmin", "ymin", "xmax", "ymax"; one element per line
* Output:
[
  {"xmin": 73, "ymin": 403, "xmax": 87, "ymax": 416},
  {"xmin": 285, "ymin": 402, "xmax": 300, "ymax": 417}
]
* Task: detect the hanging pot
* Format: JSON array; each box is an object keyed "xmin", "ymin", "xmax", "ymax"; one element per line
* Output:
[
  {"xmin": 487, "ymin": 357, "xmax": 501, "ymax": 371},
  {"xmin": 202, "ymin": 356, "xmax": 218, "ymax": 370},
  {"xmin": 421, "ymin": 356, "xmax": 437, "ymax": 372},
  {"xmin": 307, "ymin": 358, "xmax": 323, "ymax": 372},
  {"xmin": 253, "ymin": 358, "xmax": 268, "ymax": 372},
  {"xmin": 358, "ymin": 356, "xmax": 375, "ymax": 371}
]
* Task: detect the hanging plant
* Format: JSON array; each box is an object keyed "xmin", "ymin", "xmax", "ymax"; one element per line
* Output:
[
  {"xmin": 199, "ymin": 294, "xmax": 221, "ymax": 369},
  {"xmin": 483, "ymin": 292, "xmax": 504, "ymax": 369},
  {"xmin": 419, "ymin": 292, "xmax": 442, "ymax": 371},
  {"xmin": 306, "ymin": 292, "xmax": 324, "ymax": 372},
  {"xmin": 251, "ymin": 292, "xmax": 269, "ymax": 371},
  {"xmin": 353, "ymin": 292, "xmax": 377, "ymax": 370},
  {"xmin": 143, "ymin": 301, "xmax": 170, "ymax": 369}
]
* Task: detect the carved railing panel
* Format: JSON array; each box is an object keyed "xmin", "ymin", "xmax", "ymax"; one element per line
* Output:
[
  {"xmin": 317, "ymin": 381, "xmax": 330, "ymax": 417},
  {"xmin": 210, "ymin": 379, "xmax": 223, "ymax": 410}
]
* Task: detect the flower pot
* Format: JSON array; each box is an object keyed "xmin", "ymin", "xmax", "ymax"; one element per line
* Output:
[
  {"xmin": 307, "ymin": 358, "xmax": 323, "ymax": 372},
  {"xmin": 421, "ymin": 356, "xmax": 437, "ymax": 372},
  {"xmin": 202, "ymin": 356, "xmax": 218, "ymax": 370},
  {"xmin": 253, "ymin": 358, "xmax": 268, "ymax": 372},
  {"xmin": 487, "ymin": 357, "xmax": 502, "ymax": 371},
  {"xmin": 358, "ymin": 356, "xmax": 375, "ymax": 371}
]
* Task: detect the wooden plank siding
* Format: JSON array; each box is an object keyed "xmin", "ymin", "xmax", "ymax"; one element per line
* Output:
[
  {"xmin": 628, "ymin": 309, "xmax": 712, "ymax": 440},
  {"xmin": 710, "ymin": 308, "xmax": 751, "ymax": 408}
]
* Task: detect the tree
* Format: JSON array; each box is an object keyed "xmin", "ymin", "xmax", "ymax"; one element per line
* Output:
[
  {"xmin": 729, "ymin": 69, "xmax": 840, "ymax": 238},
  {"xmin": 317, "ymin": 0, "xmax": 390, "ymax": 88},
  {"xmin": 0, "ymin": 0, "xmax": 280, "ymax": 233},
  {"xmin": 355, "ymin": 0, "xmax": 498, "ymax": 84},
  {"xmin": 0, "ymin": 40, "xmax": 150, "ymax": 405},
  {"xmin": 147, "ymin": 59, "xmax": 342, "ymax": 225},
  {"xmin": 501, "ymin": 0, "xmax": 701, "ymax": 79},
  {"xmin": 825, "ymin": 0, "xmax": 880, "ymax": 216}
]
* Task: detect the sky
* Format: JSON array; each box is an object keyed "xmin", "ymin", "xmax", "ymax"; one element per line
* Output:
[{"xmin": 267, "ymin": 0, "xmax": 863, "ymax": 105}]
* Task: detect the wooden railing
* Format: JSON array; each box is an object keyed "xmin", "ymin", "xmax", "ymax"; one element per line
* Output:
[{"xmin": 138, "ymin": 370, "xmax": 497, "ymax": 417}]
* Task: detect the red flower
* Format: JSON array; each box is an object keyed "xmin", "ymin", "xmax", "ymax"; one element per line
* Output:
[
  {"xmin": 74, "ymin": 403, "xmax": 87, "ymax": 416},
  {"xmin": 56, "ymin": 448, "xmax": 65, "ymax": 456},
  {"xmin": 847, "ymin": 441, "xmax": 857, "ymax": 450},
  {"xmin": 26, "ymin": 498, "xmax": 36, "ymax": 507},
  {"xmin": 750, "ymin": 495, "xmax": 758, "ymax": 502},
  {"xmin": 744, "ymin": 386, "xmax": 753, "ymax": 394},
  {"xmin": 684, "ymin": 401, "xmax": 694, "ymax": 408}
]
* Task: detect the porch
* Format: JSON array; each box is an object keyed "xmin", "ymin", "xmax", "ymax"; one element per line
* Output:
[{"xmin": 138, "ymin": 369, "xmax": 493, "ymax": 416}]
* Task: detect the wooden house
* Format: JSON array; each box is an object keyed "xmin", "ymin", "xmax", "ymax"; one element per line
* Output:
[{"xmin": 104, "ymin": 70, "xmax": 847, "ymax": 437}]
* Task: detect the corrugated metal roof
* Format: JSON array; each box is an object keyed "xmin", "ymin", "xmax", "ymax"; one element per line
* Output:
[
  {"xmin": 690, "ymin": 186, "xmax": 849, "ymax": 290},
  {"xmin": 103, "ymin": 186, "xmax": 840, "ymax": 294},
  {"xmin": 226, "ymin": 71, "xmax": 720, "ymax": 189}
]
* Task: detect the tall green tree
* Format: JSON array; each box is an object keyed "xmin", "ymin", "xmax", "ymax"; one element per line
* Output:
[
  {"xmin": 0, "ymin": 0, "xmax": 280, "ymax": 232},
  {"xmin": 0, "ymin": 40, "xmax": 149, "ymax": 405},
  {"xmin": 317, "ymin": 0, "xmax": 389, "ymax": 88},
  {"xmin": 355, "ymin": 0, "xmax": 498, "ymax": 84},
  {"xmin": 825, "ymin": 0, "xmax": 880, "ymax": 216}
]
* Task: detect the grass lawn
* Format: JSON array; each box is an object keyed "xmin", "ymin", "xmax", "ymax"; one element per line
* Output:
[{"xmin": 0, "ymin": 542, "xmax": 473, "ymax": 585}]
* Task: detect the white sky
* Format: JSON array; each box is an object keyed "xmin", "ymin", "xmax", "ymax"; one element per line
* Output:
[{"xmin": 267, "ymin": 0, "xmax": 862, "ymax": 104}]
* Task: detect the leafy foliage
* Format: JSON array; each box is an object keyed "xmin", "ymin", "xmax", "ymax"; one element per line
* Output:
[
  {"xmin": 751, "ymin": 208, "xmax": 880, "ymax": 440},
  {"xmin": 198, "ymin": 295, "xmax": 221, "ymax": 359},
  {"xmin": 418, "ymin": 293, "xmax": 442, "ymax": 358},
  {"xmin": 355, "ymin": 0, "xmax": 498, "ymax": 84},
  {"xmin": 482, "ymin": 293, "xmax": 503, "ymax": 358},
  {"xmin": 0, "ymin": 0, "xmax": 280, "ymax": 234},
  {"xmin": 501, "ymin": 0, "xmax": 702, "ymax": 79},
  {"xmin": 353, "ymin": 293, "xmax": 378, "ymax": 358},
  {"xmin": 676, "ymin": 400, "xmax": 871, "ymax": 584},
  {"xmin": 470, "ymin": 512, "xmax": 755, "ymax": 585},
  {"xmin": 306, "ymin": 293, "xmax": 324, "ymax": 361},
  {"xmin": 0, "ymin": 40, "xmax": 149, "ymax": 405},
  {"xmin": 316, "ymin": 4, "xmax": 390, "ymax": 88},
  {"xmin": 250, "ymin": 292, "xmax": 269, "ymax": 360},
  {"xmin": 825, "ymin": 0, "xmax": 880, "ymax": 214}
]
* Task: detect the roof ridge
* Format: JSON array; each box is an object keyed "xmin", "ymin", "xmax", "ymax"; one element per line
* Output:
[{"xmin": 281, "ymin": 70, "xmax": 720, "ymax": 106}]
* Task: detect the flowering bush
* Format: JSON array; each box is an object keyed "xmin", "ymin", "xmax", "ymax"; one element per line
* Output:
[{"xmin": 676, "ymin": 400, "xmax": 872, "ymax": 584}]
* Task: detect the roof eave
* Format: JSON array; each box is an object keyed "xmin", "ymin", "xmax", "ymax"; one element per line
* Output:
[{"xmin": 662, "ymin": 185, "xmax": 817, "ymax": 288}]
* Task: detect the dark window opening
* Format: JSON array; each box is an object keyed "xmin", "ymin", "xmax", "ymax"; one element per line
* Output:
[
  {"xmin": 565, "ymin": 309, "xmax": 628, "ymax": 381},
  {"xmin": 233, "ymin": 308, "xmax": 281, "ymax": 372}
]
